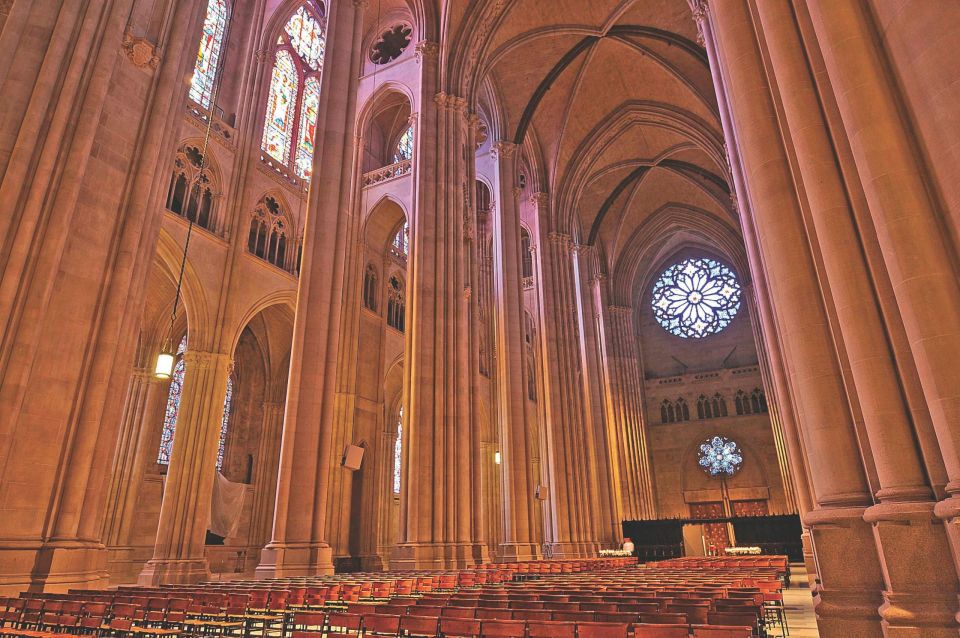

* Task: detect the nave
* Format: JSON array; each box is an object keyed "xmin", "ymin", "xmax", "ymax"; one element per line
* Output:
[{"xmin": 0, "ymin": 556, "xmax": 811, "ymax": 637}]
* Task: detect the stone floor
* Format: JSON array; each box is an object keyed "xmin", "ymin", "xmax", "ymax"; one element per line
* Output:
[{"xmin": 777, "ymin": 565, "xmax": 820, "ymax": 638}]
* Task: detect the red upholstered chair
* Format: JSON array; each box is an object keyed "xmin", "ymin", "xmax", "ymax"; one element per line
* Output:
[
  {"xmin": 399, "ymin": 615, "xmax": 439, "ymax": 637},
  {"xmin": 631, "ymin": 624, "xmax": 690, "ymax": 638},
  {"xmin": 438, "ymin": 617, "xmax": 481, "ymax": 638},
  {"xmin": 575, "ymin": 621, "xmax": 630, "ymax": 638},
  {"xmin": 526, "ymin": 620, "xmax": 575, "ymax": 638},
  {"xmin": 691, "ymin": 625, "xmax": 753, "ymax": 638},
  {"xmin": 478, "ymin": 619, "xmax": 527, "ymax": 637}
]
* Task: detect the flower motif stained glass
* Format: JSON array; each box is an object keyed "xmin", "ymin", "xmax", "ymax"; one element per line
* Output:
[
  {"xmin": 698, "ymin": 436, "xmax": 743, "ymax": 477},
  {"xmin": 394, "ymin": 125, "xmax": 414, "ymax": 163},
  {"xmin": 262, "ymin": 50, "xmax": 298, "ymax": 164},
  {"xmin": 295, "ymin": 76, "xmax": 321, "ymax": 178},
  {"xmin": 393, "ymin": 407, "xmax": 403, "ymax": 494},
  {"xmin": 284, "ymin": 6, "xmax": 325, "ymax": 71},
  {"xmin": 188, "ymin": 0, "xmax": 228, "ymax": 108},
  {"xmin": 158, "ymin": 336, "xmax": 188, "ymax": 465},
  {"xmin": 217, "ymin": 376, "xmax": 233, "ymax": 471},
  {"xmin": 652, "ymin": 257, "xmax": 741, "ymax": 338}
]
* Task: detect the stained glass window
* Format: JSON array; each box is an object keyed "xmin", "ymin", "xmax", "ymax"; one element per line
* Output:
[
  {"xmin": 284, "ymin": 6, "xmax": 325, "ymax": 71},
  {"xmin": 295, "ymin": 76, "xmax": 321, "ymax": 178},
  {"xmin": 651, "ymin": 257, "xmax": 741, "ymax": 339},
  {"xmin": 217, "ymin": 375, "xmax": 233, "ymax": 471},
  {"xmin": 188, "ymin": 0, "xmax": 229, "ymax": 108},
  {"xmin": 394, "ymin": 125, "xmax": 414, "ymax": 163},
  {"xmin": 393, "ymin": 222, "xmax": 409, "ymax": 256},
  {"xmin": 158, "ymin": 336, "xmax": 188, "ymax": 465},
  {"xmin": 262, "ymin": 50, "xmax": 298, "ymax": 164},
  {"xmin": 393, "ymin": 406, "xmax": 403, "ymax": 494},
  {"xmin": 698, "ymin": 436, "xmax": 743, "ymax": 477}
]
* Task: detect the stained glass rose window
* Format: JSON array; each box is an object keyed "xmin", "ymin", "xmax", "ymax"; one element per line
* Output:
[
  {"xmin": 698, "ymin": 435, "xmax": 743, "ymax": 477},
  {"xmin": 651, "ymin": 257, "xmax": 741, "ymax": 338}
]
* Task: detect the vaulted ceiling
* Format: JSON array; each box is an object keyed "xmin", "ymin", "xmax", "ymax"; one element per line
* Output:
[{"xmin": 448, "ymin": 0, "xmax": 740, "ymax": 302}]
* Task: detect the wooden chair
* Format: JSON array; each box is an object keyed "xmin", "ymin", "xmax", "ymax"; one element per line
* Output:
[
  {"xmin": 691, "ymin": 626, "xmax": 752, "ymax": 638},
  {"xmin": 438, "ymin": 617, "xmax": 481, "ymax": 638},
  {"xmin": 398, "ymin": 615, "xmax": 439, "ymax": 637},
  {"xmin": 478, "ymin": 620, "xmax": 526, "ymax": 637},
  {"xmin": 575, "ymin": 621, "xmax": 630, "ymax": 638},
  {"xmin": 361, "ymin": 613, "xmax": 401, "ymax": 636},
  {"xmin": 631, "ymin": 624, "xmax": 689, "ymax": 638},
  {"xmin": 526, "ymin": 620, "xmax": 575, "ymax": 638}
]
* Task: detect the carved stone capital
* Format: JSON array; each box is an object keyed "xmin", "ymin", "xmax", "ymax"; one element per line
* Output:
[
  {"xmin": 182, "ymin": 351, "xmax": 231, "ymax": 372},
  {"xmin": 434, "ymin": 92, "xmax": 467, "ymax": 113},
  {"xmin": 608, "ymin": 305, "xmax": 633, "ymax": 317},
  {"xmin": 122, "ymin": 28, "xmax": 160, "ymax": 70},
  {"xmin": 548, "ymin": 232, "xmax": 572, "ymax": 248},
  {"xmin": 688, "ymin": 0, "xmax": 708, "ymax": 46},
  {"xmin": 529, "ymin": 192, "xmax": 549, "ymax": 207},
  {"xmin": 490, "ymin": 140, "xmax": 518, "ymax": 158},
  {"xmin": 416, "ymin": 40, "xmax": 440, "ymax": 62},
  {"xmin": 353, "ymin": 0, "xmax": 369, "ymax": 8}
]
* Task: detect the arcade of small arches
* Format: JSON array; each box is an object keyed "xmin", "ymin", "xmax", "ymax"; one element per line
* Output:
[{"xmin": 3, "ymin": 1, "xmax": 960, "ymax": 637}]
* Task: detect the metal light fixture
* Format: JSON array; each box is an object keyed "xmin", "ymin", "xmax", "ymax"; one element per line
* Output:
[
  {"xmin": 494, "ymin": 451, "xmax": 502, "ymax": 465},
  {"xmin": 154, "ymin": 5, "xmax": 231, "ymax": 378}
]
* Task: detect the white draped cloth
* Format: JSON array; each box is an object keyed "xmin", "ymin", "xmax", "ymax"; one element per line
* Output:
[{"xmin": 208, "ymin": 472, "xmax": 246, "ymax": 538}]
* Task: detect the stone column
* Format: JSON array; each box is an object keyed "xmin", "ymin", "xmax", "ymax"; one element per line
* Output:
[
  {"xmin": 392, "ymin": 43, "xmax": 485, "ymax": 568},
  {"xmin": 533, "ymin": 222, "xmax": 596, "ymax": 558},
  {"xmin": 255, "ymin": 0, "xmax": 364, "ymax": 578},
  {"xmin": 489, "ymin": 142, "xmax": 539, "ymax": 561},
  {"xmin": 803, "ymin": 0, "xmax": 960, "ymax": 585},
  {"xmin": 138, "ymin": 351, "xmax": 232, "ymax": 584},
  {"xmin": 702, "ymin": 2, "xmax": 885, "ymax": 635},
  {"xmin": 102, "ymin": 366, "xmax": 169, "ymax": 579},
  {"xmin": 752, "ymin": 2, "xmax": 957, "ymax": 633},
  {"xmin": 0, "ymin": 0, "xmax": 204, "ymax": 592},
  {"xmin": 599, "ymin": 305, "xmax": 657, "ymax": 521},
  {"xmin": 248, "ymin": 401, "xmax": 284, "ymax": 551}
]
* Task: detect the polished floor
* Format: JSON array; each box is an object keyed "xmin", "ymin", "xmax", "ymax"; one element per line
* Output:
[{"xmin": 780, "ymin": 565, "xmax": 820, "ymax": 638}]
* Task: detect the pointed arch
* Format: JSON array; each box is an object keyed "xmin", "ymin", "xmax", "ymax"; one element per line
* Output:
[{"xmin": 189, "ymin": 0, "xmax": 230, "ymax": 108}]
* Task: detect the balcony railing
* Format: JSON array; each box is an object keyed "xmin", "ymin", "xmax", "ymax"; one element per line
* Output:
[{"xmin": 362, "ymin": 159, "xmax": 412, "ymax": 187}]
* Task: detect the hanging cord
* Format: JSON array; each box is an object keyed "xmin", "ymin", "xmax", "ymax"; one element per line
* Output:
[{"xmin": 166, "ymin": 7, "xmax": 233, "ymax": 346}]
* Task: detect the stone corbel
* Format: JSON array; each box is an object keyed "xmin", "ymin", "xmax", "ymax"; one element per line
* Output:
[
  {"xmin": 416, "ymin": 41, "xmax": 440, "ymax": 63},
  {"xmin": 122, "ymin": 27, "xmax": 160, "ymax": 71}
]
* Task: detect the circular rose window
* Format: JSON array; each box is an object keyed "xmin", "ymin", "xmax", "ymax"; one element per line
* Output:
[
  {"xmin": 698, "ymin": 436, "xmax": 743, "ymax": 477},
  {"xmin": 651, "ymin": 257, "xmax": 741, "ymax": 338}
]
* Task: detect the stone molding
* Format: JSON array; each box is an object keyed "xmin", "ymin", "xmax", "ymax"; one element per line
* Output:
[{"xmin": 122, "ymin": 28, "xmax": 160, "ymax": 70}]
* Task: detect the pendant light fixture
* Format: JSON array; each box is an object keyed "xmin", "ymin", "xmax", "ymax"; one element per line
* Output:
[{"xmin": 155, "ymin": 4, "xmax": 231, "ymax": 378}]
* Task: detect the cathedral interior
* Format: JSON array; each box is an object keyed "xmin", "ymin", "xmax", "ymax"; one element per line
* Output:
[{"xmin": 1, "ymin": 1, "xmax": 959, "ymax": 636}]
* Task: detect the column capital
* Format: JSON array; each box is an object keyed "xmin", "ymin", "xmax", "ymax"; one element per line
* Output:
[
  {"xmin": 491, "ymin": 141, "xmax": 518, "ymax": 158},
  {"xmin": 415, "ymin": 40, "xmax": 440, "ymax": 62},
  {"xmin": 352, "ymin": 0, "xmax": 369, "ymax": 7},
  {"xmin": 548, "ymin": 231, "xmax": 572, "ymax": 247},
  {"xmin": 529, "ymin": 192, "xmax": 549, "ymax": 207},
  {"xmin": 688, "ymin": 0, "xmax": 708, "ymax": 45},
  {"xmin": 608, "ymin": 305, "xmax": 633, "ymax": 317},
  {"xmin": 433, "ymin": 92, "xmax": 467, "ymax": 113}
]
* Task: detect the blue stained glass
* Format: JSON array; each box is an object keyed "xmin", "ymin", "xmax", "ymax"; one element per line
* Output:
[
  {"xmin": 284, "ymin": 6, "xmax": 325, "ymax": 72},
  {"xmin": 158, "ymin": 336, "xmax": 188, "ymax": 465},
  {"xmin": 698, "ymin": 436, "xmax": 743, "ymax": 477},
  {"xmin": 393, "ymin": 222, "xmax": 409, "ymax": 256},
  {"xmin": 394, "ymin": 125, "xmax": 414, "ymax": 163},
  {"xmin": 651, "ymin": 257, "xmax": 741, "ymax": 339},
  {"xmin": 217, "ymin": 376, "xmax": 233, "ymax": 471},
  {"xmin": 188, "ymin": 0, "xmax": 228, "ymax": 108},
  {"xmin": 393, "ymin": 406, "xmax": 403, "ymax": 494}
]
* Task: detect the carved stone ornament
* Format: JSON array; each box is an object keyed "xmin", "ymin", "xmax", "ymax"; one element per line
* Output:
[{"xmin": 122, "ymin": 28, "xmax": 160, "ymax": 70}]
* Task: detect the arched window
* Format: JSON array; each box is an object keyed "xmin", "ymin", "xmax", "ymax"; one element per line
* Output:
[
  {"xmin": 188, "ymin": 0, "xmax": 229, "ymax": 108},
  {"xmin": 392, "ymin": 222, "xmax": 409, "ymax": 258},
  {"xmin": 363, "ymin": 264, "xmax": 379, "ymax": 311},
  {"xmin": 247, "ymin": 196, "xmax": 296, "ymax": 273},
  {"xmin": 158, "ymin": 336, "xmax": 188, "ymax": 465},
  {"xmin": 735, "ymin": 390, "xmax": 748, "ymax": 415},
  {"xmin": 697, "ymin": 395, "xmax": 709, "ymax": 420},
  {"xmin": 158, "ymin": 337, "xmax": 230, "ymax": 467},
  {"xmin": 521, "ymin": 227, "xmax": 534, "ymax": 280},
  {"xmin": 714, "ymin": 393, "xmax": 727, "ymax": 417},
  {"xmin": 393, "ymin": 406, "xmax": 403, "ymax": 494},
  {"xmin": 166, "ymin": 146, "xmax": 218, "ymax": 232},
  {"xmin": 393, "ymin": 125, "xmax": 414, "ymax": 163},
  {"xmin": 677, "ymin": 397, "xmax": 690, "ymax": 421},
  {"xmin": 261, "ymin": 5, "xmax": 326, "ymax": 177},
  {"xmin": 387, "ymin": 276, "xmax": 405, "ymax": 331},
  {"xmin": 752, "ymin": 388, "xmax": 767, "ymax": 413},
  {"xmin": 217, "ymin": 375, "xmax": 234, "ymax": 471}
]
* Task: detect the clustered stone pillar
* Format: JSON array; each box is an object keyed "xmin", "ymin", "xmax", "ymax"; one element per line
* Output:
[
  {"xmin": 392, "ymin": 41, "xmax": 485, "ymax": 569},
  {"xmin": 598, "ymin": 305, "xmax": 657, "ymax": 521},
  {"xmin": 490, "ymin": 141, "xmax": 540, "ymax": 561},
  {"xmin": 702, "ymin": 1, "xmax": 887, "ymax": 635},
  {"xmin": 102, "ymin": 365, "xmax": 170, "ymax": 579},
  {"xmin": 256, "ymin": 0, "xmax": 365, "ymax": 578},
  {"xmin": 0, "ymin": 0, "xmax": 203, "ymax": 592},
  {"xmin": 138, "ymin": 351, "xmax": 232, "ymax": 585},
  {"xmin": 533, "ymin": 221, "xmax": 600, "ymax": 557}
]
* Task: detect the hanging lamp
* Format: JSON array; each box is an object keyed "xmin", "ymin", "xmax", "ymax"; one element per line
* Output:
[{"xmin": 155, "ymin": 4, "xmax": 231, "ymax": 378}]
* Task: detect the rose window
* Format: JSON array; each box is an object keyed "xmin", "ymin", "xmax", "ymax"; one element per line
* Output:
[
  {"xmin": 698, "ymin": 436, "xmax": 743, "ymax": 477},
  {"xmin": 651, "ymin": 257, "xmax": 741, "ymax": 338}
]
